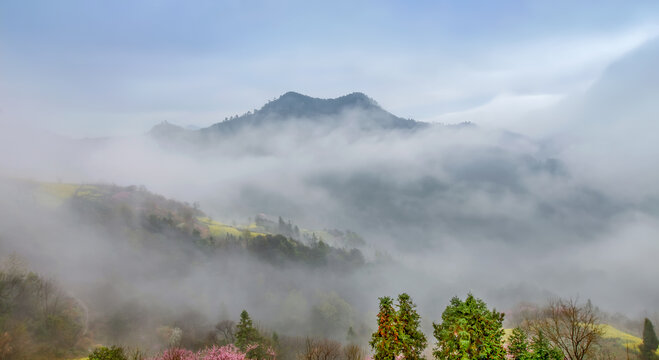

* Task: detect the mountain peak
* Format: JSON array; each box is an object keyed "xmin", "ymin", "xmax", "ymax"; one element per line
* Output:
[
  {"xmin": 151, "ymin": 92, "xmax": 427, "ymax": 141},
  {"xmin": 279, "ymin": 91, "xmax": 310, "ymax": 99},
  {"xmin": 257, "ymin": 91, "xmax": 381, "ymax": 119},
  {"xmin": 149, "ymin": 121, "xmax": 185, "ymax": 135}
]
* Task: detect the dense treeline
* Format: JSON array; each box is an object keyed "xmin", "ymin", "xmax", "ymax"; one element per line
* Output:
[
  {"xmin": 2, "ymin": 258, "xmax": 658, "ymax": 360},
  {"xmin": 371, "ymin": 293, "xmax": 656, "ymax": 360},
  {"xmin": 0, "ymin": 257, "xmax": 88, "ymax": 359}
]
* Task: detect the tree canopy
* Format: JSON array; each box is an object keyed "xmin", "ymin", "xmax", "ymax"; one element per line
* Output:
[
  {"xmin": 640, "ymin": 318, "xmax": 659, "ymax": 360},
  {"xmin": 432, "ymin": 293, "xmax": 506, "ymax": 360}
]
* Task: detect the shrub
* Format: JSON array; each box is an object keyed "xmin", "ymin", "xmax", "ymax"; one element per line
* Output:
[{"xmin": 88, "ymin": 346, "xmax": 128, "ymax": 360}]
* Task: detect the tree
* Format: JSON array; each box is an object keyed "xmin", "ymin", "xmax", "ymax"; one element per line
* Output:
[
  {"xmin": 370, "ymin": 296, "xmax": 399, "ymax": 360},
  {"xmin": 302, "ymin": 338, "xmax": 343, "ymax": 360},
  {"xmin": 235, "ymin": 310, "xmax": 260, "ymax": 352},
  {"xmin": 640, "ymin": 318, "xmax": 659, "ymax": 360},
  {"xmin": 528, "ymin": 332, "xmax": 563, "ymax": 360},
  {"xmin": 347, "ymin": 326, "xmax": 356, "ymax": 342},
  {"xmin": 508, "ymin": 327, "xmax": 529, "ymax": 360},
  {"xmin": 344, "ymin": 344, "xmax": 365, "ymax": 360},
  {"xmin": 432, "ymin": 293, "xmax": 506, "ymax": 360},
  {"xmin": 525, "ymin": 298, "xmax": 603, "ymax": 360},
  {"xmin": 397, "ymin": 293, "xmax": 427, "ymax": 360},
  {"xmin": 215, "ymin": 319, "xmax": 236, "ymax": 345}
]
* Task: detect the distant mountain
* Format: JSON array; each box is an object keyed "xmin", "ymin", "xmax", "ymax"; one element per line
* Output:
[
  {"xmin": 149, "ymin": 92, "xmax": 427, "ymax": 144},
  {"xmin": 554, "ymin": 37, "xmax": 659, "ymax": 128}
]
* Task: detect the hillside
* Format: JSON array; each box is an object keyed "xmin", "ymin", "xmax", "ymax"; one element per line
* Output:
[{"xmin": 32, "ymin": 181, "xmax": 366, "ymax": 269}]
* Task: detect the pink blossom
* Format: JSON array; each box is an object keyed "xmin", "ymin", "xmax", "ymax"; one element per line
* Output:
[
  {"xmin": 200, "ymin": 345, "xmax": 248, "ymax": 360},
  {"xmin": 149, "ymin": 348, "xmax": 196, "ymax": 360},
  {"xmin": 149, "ymin": 345, "xmax": 257, "ymax": 360}
]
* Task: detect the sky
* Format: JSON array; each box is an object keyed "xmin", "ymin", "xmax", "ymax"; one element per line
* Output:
[
  {"xmin": 1, "ymin": 0, "xmax": 659, "ymax": 136},
  {"xmin": 2, "ymin": 0, "xmax": 659, "ymax": 335}
]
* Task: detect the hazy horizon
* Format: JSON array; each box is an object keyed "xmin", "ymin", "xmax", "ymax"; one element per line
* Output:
[{"xmin": 1, "ymin": 2, "xmax": 659, "ymax": 359}]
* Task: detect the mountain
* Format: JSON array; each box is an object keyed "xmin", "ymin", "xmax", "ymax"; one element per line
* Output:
[
  {"xmin": 550, "ymin": 37, "xmax": 659, "ymax": 129},
  {"xmin": 209, "ymin": 91, "xmax": 423, "ymax": 131},
  {"xmin": 149, "ymin": 91, "xmax": 427, "ymax": 144}
]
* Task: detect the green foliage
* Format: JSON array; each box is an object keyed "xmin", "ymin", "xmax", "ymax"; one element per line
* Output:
[
  {"xmin": 396, "ymin": 293, "xmax": 427, "ymax": 360},
  {"xmin": 640, "ymin": 318, "xmax": 659, "ymax": 360},
  {"xmin": 370, "ymin": 296, "xmax": 399, "ymax": 360},
  {"xmin": 236, "ymin": 310, "xmax": 261, "ymax": 351},
  {"xmin": 370, "ymin": 293, "xmax": 427, "ymax": 360},
  {"xmin": 310, "ymin": 292, "xmax": 354, "ymax": 338},
  {"xmin": 508, "ymin": 327, "xmax": 529, "ymax": 360},
  {"xmin": 528, "ymin": 332, "xmax": 563, "ymax": 360},
  {"xmin": 234, "ymin": 310, "xmax": 275, "ymax": 359},
  {"xmin": 432, "ymin": 293, "xmax": 506, "ymax": 360},
  {"xmin": 88, "ymin": 346, "xmax": 128, "ymax": 360}
]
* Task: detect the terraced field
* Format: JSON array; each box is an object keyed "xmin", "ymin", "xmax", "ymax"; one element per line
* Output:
[{"xmin": 197, "ymin": 216, "xmax": 265, "ymax": 238}]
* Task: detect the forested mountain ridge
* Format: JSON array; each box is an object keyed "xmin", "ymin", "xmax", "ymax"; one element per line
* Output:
[{"xmin": 148, "ymin": 92, "xmax": 428, "ymax": 144}]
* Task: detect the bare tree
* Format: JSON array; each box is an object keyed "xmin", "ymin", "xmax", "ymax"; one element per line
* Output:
[
  {"xmin": 343, "ymin": 344, "xmax": 364, "ymax": 360},
  {"xmin": 215, "ymin": 319, "xmax": 236, "ymax": 344},
  {"xmin": 525, "ymin": 298, "xmax": 604, "ymax": 360},
  {"xmin": 300, "ymin": 338, "xmax": 342, "ymax": 360}
]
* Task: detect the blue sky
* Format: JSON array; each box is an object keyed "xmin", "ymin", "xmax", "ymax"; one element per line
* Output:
[{"xmin": 1, "ymin": 0, "xmax": 658, "ymax": 136}]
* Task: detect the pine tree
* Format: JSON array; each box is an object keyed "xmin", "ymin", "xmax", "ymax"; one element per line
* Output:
[
  {"xmin": 640, "ymin": 318, "xmax": 659, "ymax": 360},
  {"xmin": 236, "ymin": 310, "xmax": 260, "ymax": 351},
  {"xmin": 508, "ymin": 327, "xmax": 529, "ymax": 360},
  {"xmin": 347, "ymin": 326, "xmax": 357, "ymax": 342},
  {"xmin": 397, "ymin": 293, "xmax": 427, "ymax": 360},
  {"xmin": 529, "ymin": 332, "xmax": 563, "ymax": 360},
  {"xmin": 370, "ymin": 296, "xmax": 399, "ymax": 360}
]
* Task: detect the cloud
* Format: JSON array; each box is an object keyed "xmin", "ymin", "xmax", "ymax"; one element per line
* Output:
[{"xmin": 2, "ymin": 1, "xmax": 659, "ymax": 343}]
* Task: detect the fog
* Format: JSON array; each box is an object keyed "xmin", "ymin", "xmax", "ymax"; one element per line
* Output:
[{"xmin": 1, "ymin": 36, "xmax": 659, "ymax": 350}]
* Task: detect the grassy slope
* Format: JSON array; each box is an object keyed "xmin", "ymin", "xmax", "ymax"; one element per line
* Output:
[
  {"xmin": 197, "ymin": 216, "xmax": 265, "ymax": 238},
  {"xmin": 505, "ymin": 324, "xmax": 658, "ymax": 354},
  {"xmin": 37, "ymin": 183, "xmax": 274, "ymax": 241}
]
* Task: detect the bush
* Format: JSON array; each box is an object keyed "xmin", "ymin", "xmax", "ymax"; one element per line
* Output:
[{"xmin": 88, "ymin": 346, "xmax": 128, "ymax": 360}]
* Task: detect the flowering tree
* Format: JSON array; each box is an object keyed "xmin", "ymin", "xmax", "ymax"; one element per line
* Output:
[{"xmin": 149, "ymin": 344, "xmax": 252, "ymax": 360}]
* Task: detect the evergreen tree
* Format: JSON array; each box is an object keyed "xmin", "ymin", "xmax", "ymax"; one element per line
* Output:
[
  {"xmin": 347, "ymin": 326, "xmax": 357, "ymax": 342},
  {"xmin": 370, "ymin": 296, "xmax": 399, "ymax": 360},
  {"xmin": 397, "ymin": 293, "xmax": 427, "ymax": 360},
  {"xmin": 528, "ymin": 332, "xmax": 563, "ymax": 360},
  {"xmin": 508, "ymin": 327, "xmax": 529, "ymax": 360},
  {"xmin": 432, "ymin": 294, "xmax": 506, "ymax": 360},
  {"xmin": 640, "ymin": 318, "xmax": 659, "ymax": 360},
  {"xmin": 236, "ymin": 310, "xmax": 260, "ymax": 351}
]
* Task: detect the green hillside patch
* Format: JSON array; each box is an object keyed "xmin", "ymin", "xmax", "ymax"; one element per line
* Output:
[
  {"xmin": 197, "ymin": 217, "xmax": 265, "ymax": 238},
  {"xmin": 504, "ymin": 324, "xmax": 659, "ymax": 355},
  {"xmin": 602, "ymin": 323, "xmax": 642, "ymax": 347},
  {"xmin": 36, "ymin": 183, "xmax": 108, "ymax": 207}
]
